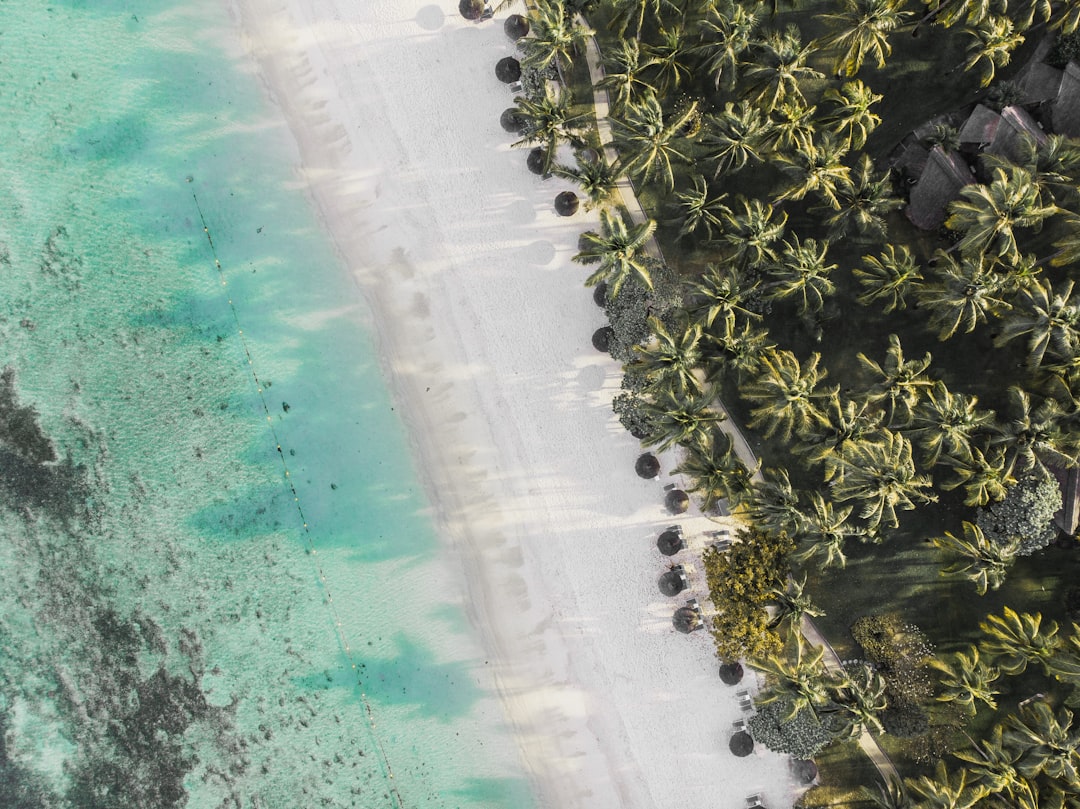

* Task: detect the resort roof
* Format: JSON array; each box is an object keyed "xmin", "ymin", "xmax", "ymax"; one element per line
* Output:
[
  {"xmin": 906, "ymin": 146, "xmax": 974, "ymax": 230},
  {"xmin": 958, "ymin": 104, "xmax": 1001, "ymax": 147},
  {"xmin": 1052, "ymin": 61, "xmax": 1080, "ymax": 137},
  {"xmin": 1017, "ymin": 61, "xmax": 1064, "ymax": 104},
  {"xmin": 984, "ymin": 106, "xmax": 1047, "ymax": 165},
  {"xmin": 892, "ymin": 141, "xmax": 930, "ymax": 181}
]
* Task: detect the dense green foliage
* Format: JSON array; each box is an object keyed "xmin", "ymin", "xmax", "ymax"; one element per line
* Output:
[{"xmin": 515, "ymin": 0, "xmax": 1080, "ymax": 800}]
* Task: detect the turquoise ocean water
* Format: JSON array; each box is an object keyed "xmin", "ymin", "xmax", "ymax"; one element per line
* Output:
[{"xmin": 0, "ymin": 2, "xmax": 534, "ymax": 807}]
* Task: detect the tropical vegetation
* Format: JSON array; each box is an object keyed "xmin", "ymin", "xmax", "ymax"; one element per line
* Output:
[{"xmin": 506, "ymin": 0, "xmax": 1080, "ymax": 802}]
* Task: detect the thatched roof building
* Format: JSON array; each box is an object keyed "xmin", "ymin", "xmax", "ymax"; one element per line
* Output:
[
  {"xmin": 906, "ymin": 146, "xmax": 974, "ymax": 230},
  {"xmin": 1051, "ymin": 61, "xmax": 1080, "ymax": 137}
]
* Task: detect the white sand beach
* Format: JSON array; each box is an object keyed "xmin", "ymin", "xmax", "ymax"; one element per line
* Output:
[{"xmin": 227, "ymin": 1, "xmax": 798, "ymax": 806}]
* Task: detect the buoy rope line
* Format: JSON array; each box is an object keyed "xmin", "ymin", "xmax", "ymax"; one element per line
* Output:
[{"xmin": 192, "ymin": 189, "xmax": 405, "ymax": 808}]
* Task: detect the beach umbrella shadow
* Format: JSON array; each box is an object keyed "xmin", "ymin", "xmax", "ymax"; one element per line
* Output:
[{"xmin": 416, "ymin": 5, "xmax": 444, "ymax": 30}]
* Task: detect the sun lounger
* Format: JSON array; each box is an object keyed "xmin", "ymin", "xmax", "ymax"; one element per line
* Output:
[
  {"xmin": 737, "ymin": 689, "xmax": 754, "ymax": 711},
  {"xmin": 746, "ymin": 794, "xmax": 765, "ymax": 809}
]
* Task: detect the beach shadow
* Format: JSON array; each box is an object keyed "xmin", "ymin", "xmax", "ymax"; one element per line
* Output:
[
  {"xmin": 514, "ymin": 239, "xmax": 556, "ymax": 266},
  {"xmin": 415, "ymin": 5, "xmax": 444, "ymax": 31},
  {"xmin": 295, "ymin": 634, "xmax": 482, "ymax": 720},
  {"xmin": 504, "ymin": 198, "xmax": 537, "ymax": 225}
]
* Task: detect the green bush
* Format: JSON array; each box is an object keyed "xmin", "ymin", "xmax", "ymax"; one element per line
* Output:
[
  {"xmin": 749, "ymin": 700, "xmax": 833, "ymax": 759},
  {"xmin": 976, "ymin": 469, "xmax": 1061, "ymax": 557},
  {"xmin": 1049, "ymin": 32, "xmax": 1080, "ymax": 68}
]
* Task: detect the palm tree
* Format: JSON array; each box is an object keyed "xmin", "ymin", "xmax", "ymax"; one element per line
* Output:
[
  {"xmin": 719, "ymin": 197, "xmax": 788, "ymax": 270},
  {"xmin": 918, "ymin": 252, "xmax": 1012, "ymax": 341},
  {"xmin": 930, "ymin": 644, "xmax": 1001, "ymax": 713},
  {"xmin": 854, "ymin": 245, "xmax": 924, "ymax": 313},
  {"xmin": 608, "ymin": 0, "xmax": 670, "ymax": 40},
  {"xmin": 832, "ymin": 429, "xmax": 937, "ymax": 530},
  {"xmin": 523, "ymin": 0, "xmax": 595, "ymax": 83},
  {"xmin": 743, "ymin": 350, "xmax": 833, "ymax": 441},
  {"xmin": 767, "ymin": 575, "xmax": 824, "ymax": 633},
  {"xmin": 553, "ymin": 153, "xmax": 618, "ymax": 210},
  {"xmin": 1046, "ymin": 626, "xmax": 1080, "ymax": 684},
  {"xmin": 857, "ymin": 334, "xmax": 934, "ymax": 428},
  {"xmin": 711, "ymin": 318, "xmax": 776, "ymax": 381},
  {"xmin": 962, "ymin": 15, "xmax": 1024, "ymax": 87},
  {"xmin": 573, "ymin": 208, "xmax": 657, "ymax": 296},
  {"xmin": 642, "ymin": 25, "xmax": 697, "ymax": 95},
  {"xmin": 513, "ymin": 88, "xmax": 585, "ymax": 169},
  {"xmin": 640, "ymin": 387, "xmax": 725, "ymax": 451},
  {"xmin": 775, "ymin": 133, "xmax": 852, "ymax": 210},
  {"xmin": 939, "ymin": 443, "xmax": 1016, "ymax": 507},
  {"xmin": 693, "ymin": 2, "xmax": 760, "ymax": 89},
  {"xmin": 743, "ymin": 24, "xmax": 824, "ymax": 113},
  {"xmin": 790, "ymin": 492, "xmax": 869, "ymax": 569},
  {"xmin": 795, "ymin": 394, "xmax": 883, "ymax": 482},
  {"xmin": 686, "ymin": 262, "xmax": 761, "ymax": 331},
  {"xmin": 746, "ymin": 467, "xmax": 803, "ymax": 537},
  {"xmin": 1004, "ymin": 701, "xmax": 1080, "ymax": 787},
  {"xmin": 1008, "ymin": 0, "xmax": 1054, "ymax": 29},
  {"xmin": 862, "ymin": 777, "xmax": 911, "ymax": 809},
  {"xmin": 821, "ymin": 80, "xmax": 882, "ymax": 150},
  {"xmin": 764, "ymin": 100, "xmax": 817, "ymax": 154},
  {"xmin": 598, "ymin": 39, "xmax": 655, "ymax": 113},
  {"xmin": 980, "ymin": 606, "xmax": 1061, "ymax": 676},
  {"xmin": 699, "ymin": 101, "xmax": 772, "ymax": 176},
  {"xmin": 632, "ymin": 315, "xmax": 704, "ymax": 397},
  {"xmin": 828, "ymin": 662, "xmax": 889, "ymax": 737},
  {"xmin": 823, "ymin": 154, "xmax": 901, "ymax": 239},
  {"xmin": 933, "ymin": 522, "xmax": 1019, "ymax": 595},
  {"xmin": 984, "ymin": 132, "xmax": 1080, "ymax": 207},
  {"xmin": 819, "ymin": 0, "xmax": 911, "ymax": 76},
  {"xmin": 668, "ymin": 174, "xmax": 730, "ymax": 241},
  {"xmin": 905, "ymin": 760, "xmax": 987, "ymax": 809},
  {"xmin": 995, "ymin": 278, "xmax": 1080, "ymax": 369},
  {"xmin": 952, "ymin": 726, "xmax": 1023, "ymax": 797},
  {"xmin": 1051, "ymin": 0, "xmax": 1080, "ymax": 33},
  {"xmin": 674, "ymin": 427, "xmax": 756, "ymax": 511},
  {"xmin": 610, "ymin": 91, "xmax": 698, "ymax": 190},
  {"xmin": 751, "ymin": 636, "xmax": 835, "ymax": 720},
  {"xmin": 766, "ymin": 235, "xmax": 838, "ymax": 317},
  {"xmin": 989, "ymin": 386, "xmax": 1079, "ymax": 476},
  {"xmin": 946, "ymin": 167, "xmax": 1059, "ymax": 263},
  {"xmin": 912, "ymin": 382, "xmax": 995, "ymax": 467},
  {"xmin": 1053, "ymin": 212, "xmax": 1080, "ymax": 268}
]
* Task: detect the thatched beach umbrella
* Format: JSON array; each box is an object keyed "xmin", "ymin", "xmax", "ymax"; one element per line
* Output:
[
  {"xmin": 729, "ymin": 730, "xmax": 754, "ymax": 757},
  {"xmin": 718, "ymin": 661, "xmax": 744, "ymax": 685},
  {"xmin": 792, "ymin": 759, "xmax": 818, "ymax": 785},
  {"xmin": 657, "ymin": 527, "xmax": 685, "ymax": 556},
  {"xmin": 495, "ymin": 56, "xmax": 522, "ymax": 84},
  {"xmin": 554, "ymin": 191, "xmax": 579, "ymax": 216},
  {"xmin": 526, "ymin": 147, "xmax": 548, "ymax": 175},
  {"xmin": 504, "ymin": 13, "xmax": 530, "ymax": 39},
  {"xmin": 577, "ymin": 146, "xmax": 600, "ymax": 165},
  {"xmin": 500, "ymin": 107, "xmax": 528, "ymax": 134},
  {"xmin": 672, "ymin": 606, "xmax": 700, "ymax": 633},
  {"xmin": 658, "ymin": 567, "xmax": 688, "ymax": 597},
  {"xmin": 666, "ymin": 489, "xmax": 690, "ymax": 514},
  {"xmin": 592, "ymin": 281, "xmax": 608, "ymax": 307},
  {"xmin": 459, "ymin": 0, "xmax": 486, "ymax": 20},
  {"xmin": 592, "ymin": 326, "xmax": 613, "ymax": 353},
  {"xmin": 635, "ymin": 453, "xmax": 660, "ymax": 479}
]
